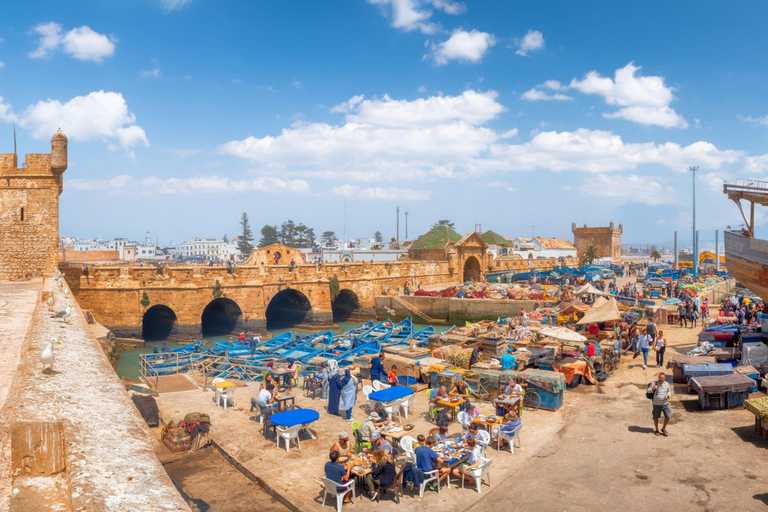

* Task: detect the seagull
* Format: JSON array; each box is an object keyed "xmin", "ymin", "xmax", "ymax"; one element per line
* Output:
[
  {"xmin": 384, "ymin": 307, "xmax": 396, "ymax": 316},
  {"xmin": 47, "ymin": 294, "xmax": 55, "ymax": 313},
  {"xmin": 53, "ymin": 303, "xmax": 71, "ymax": 323},
  {"xmin": 62, "ymin": 286, "xmax": 69, "ymax": 297},
  {"xmin": 41, "ymin": 342, "xmax": 55, "ymax": 376},
  {"xmin": 53, "ymin": 336, "xmax": 61, "ymax": 346}
]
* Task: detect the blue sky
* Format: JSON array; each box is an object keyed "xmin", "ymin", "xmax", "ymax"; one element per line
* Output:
[{"xmin": 2, "ymin": 0, "xmax": 768, "ymax": 245}]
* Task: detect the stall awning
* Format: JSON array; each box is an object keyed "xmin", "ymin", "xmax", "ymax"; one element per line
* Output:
[{"xmin": 577, "ymin": 297, "xmax": 622, "ymax": 325}]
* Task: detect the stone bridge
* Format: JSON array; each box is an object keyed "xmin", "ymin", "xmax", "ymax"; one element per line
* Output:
[{"xmin": 63, "ymin": 260, "xmax": 455, "ymax": 339}]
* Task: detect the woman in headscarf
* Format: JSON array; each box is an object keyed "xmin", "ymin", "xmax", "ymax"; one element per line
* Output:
[
  {"xmin": 339, "ymin": 367, "xmax": 358, "ymax": 421},
  {"xmin": 327, "ymin": 359, "xmax": 342, "ymax": 415}
]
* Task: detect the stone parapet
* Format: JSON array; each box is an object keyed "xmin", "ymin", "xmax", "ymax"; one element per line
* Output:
[{"xmin": 1, "ymin": 278, "xmax": 189, "ymax": 511}]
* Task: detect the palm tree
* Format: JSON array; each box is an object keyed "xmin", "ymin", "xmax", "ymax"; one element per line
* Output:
[
  {"xmin": 650, "ymin": 250, "xmax": 661, "ymax": 262},
  {"xmin": 583, "ymin": 245, "xmax": 598, "ymax": 265}
]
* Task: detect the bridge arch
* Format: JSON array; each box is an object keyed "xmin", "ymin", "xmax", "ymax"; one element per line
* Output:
[
  {"xmin": 463, "ymin": 255, "xmax": 481, "ymax": 282},
  {"xmin": 332, "ymin": 289, "xmax": 361, "ymax": 322},
  {"xmin": 201, "ymin": 298, "xmax": 243, "ymax": 336},
  {"xmin": 266, "ymin": 288, "xmax": 312, "ymax": 329},
  {"xmin": 142, "ymin": 304, "xmax": 177, "ymax": 341}
]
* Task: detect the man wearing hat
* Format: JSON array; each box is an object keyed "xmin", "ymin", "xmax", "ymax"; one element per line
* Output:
[
  {"xmin": 371, "ymin": 403, "xmax": 390, "ymax": 427},
  {"xmin": 359, "ymin": 414, "xmax": 377, "ymax": 443},
  {"xmin": 370, "ymin": 432, "xmax": 392, "ymax": 453},
  {"xmin": 330, "ymin": 432, "xmax": 352, "ymax": 462},
  {"xmin": 500, "ymin": 348, "xmax": 518, "ymax": 370}
]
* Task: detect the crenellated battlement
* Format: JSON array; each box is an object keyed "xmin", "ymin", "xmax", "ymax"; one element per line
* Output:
[{"xmin": 0, "ymin": 131, "xmax": 68, "ymax": 281}]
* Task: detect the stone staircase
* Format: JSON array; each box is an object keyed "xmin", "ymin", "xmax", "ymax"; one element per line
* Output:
[{"xmin": 391, "ymin": 296, "xmax": 442, "ymax": 324}]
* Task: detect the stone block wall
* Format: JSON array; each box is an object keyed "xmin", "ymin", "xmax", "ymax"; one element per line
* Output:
[
  {"xmin": 0, "ymin": 178, "xmax": 60, "ymax": 280},
  {"xmin": 572, "ymin": 222, "xmax": 623, "ymax": 263}
]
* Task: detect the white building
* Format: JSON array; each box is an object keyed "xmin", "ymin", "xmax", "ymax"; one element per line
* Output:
[{"xmin": 510, "ymin": 236, "xmax": 577, "ymax": 259}]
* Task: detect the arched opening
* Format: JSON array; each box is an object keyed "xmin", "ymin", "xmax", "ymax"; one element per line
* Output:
[
  {"xmin": 201, "ymin": 298, "xmax": 243, "ymax": 337},
  {"xmin": 463, "ymin": 256, "xmax": 481, "ymax": 282},
  {"xmin": 332, "ymin": 289, "xmax": 360, "ymax": 322},
  {"xmin": 142, "ymin": 305, "xmax": 177, "ymax": 341},
  {"xmin": 266, "ymin": 289, "xmax": 311, "ymax": 329}
]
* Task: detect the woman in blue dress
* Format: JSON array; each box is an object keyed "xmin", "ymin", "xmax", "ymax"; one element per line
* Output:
[{"xmin": 327, "ymin": 360, "xmax": 342, "ymax": 415}]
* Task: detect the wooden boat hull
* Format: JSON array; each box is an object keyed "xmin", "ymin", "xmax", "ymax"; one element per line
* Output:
[{"xmin": 724, "ymin": 230, "xmax": 768, "ymax": 299}]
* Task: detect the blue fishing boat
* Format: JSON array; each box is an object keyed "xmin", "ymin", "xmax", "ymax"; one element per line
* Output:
[
  {"xmin": 279, "ymin": 330, "xmax": 335, "ymax": 359},
  {"xmin": 213, "ymin": 331, "xmax": 292, "ymax": 357},
  {"xmin": 387, "ymin": 318, "xmax": 414, "ymax": 344}
]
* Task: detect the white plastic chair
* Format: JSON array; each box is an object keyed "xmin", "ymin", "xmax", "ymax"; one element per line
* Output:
[
  {"xmin": 372, "ymin": 380, "xmax": 391, "ymax": 391},
  {"xmin": 457, "ymin": 411, "xmax": 470, "ymax": 434},
  {"xmin": 494, "ymin": 424, "xmax": 522, "ymax": 453},
  {"xmin": 276, "ymin": 424, "xmax": 302, "ymax": 452},
  {"xmin": 399, "ymin": 394, "xmax": 414, "ymax": 419},
  {"xmin": 476, "ymin": 430, "xmax": 491, "ymax": 456},
  {"xmin": 363, "ymin": 385, "xmax": 375, "ymax": 412},
  {"xmin": 321, "ymin": 477, "xmax": 355, "ymax": 512},
  {"xmin": 384, "ymin": 401, "xmax": 401, "ymax": 422},
  {"xmin": 419, "ymin": 469, "xmax": 441, "ymax": 497},
  {"xmin": 399, "ymin": 435, "xmax": 416, "ymax": 462},
  {"xmin": 461, "ymin": 457, "xmax": 492, "ymax": 493},
  {"xmin": 220, "ymin": 387, "xmax": 236, "ymax": 410}
]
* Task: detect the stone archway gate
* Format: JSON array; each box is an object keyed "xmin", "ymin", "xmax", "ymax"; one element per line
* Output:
[{"xmin": 64, "ymin": 260, "xmax": 457, "ymax": 338}]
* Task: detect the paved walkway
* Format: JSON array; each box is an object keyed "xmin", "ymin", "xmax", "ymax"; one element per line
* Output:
[
  {"xmin": 0, "ymin": 277, "xmax": 189, "ymax": 511},
  {"xmin": 0, "ymin": 280, "xmax": 42, "ymax": 510},
  {"xmin": 155, "ymin": 377, "xmax": 564, "ymax": 511},
  {"xmin": 468, "ymin": 321, "xmax": 768, "ymax": 512}
]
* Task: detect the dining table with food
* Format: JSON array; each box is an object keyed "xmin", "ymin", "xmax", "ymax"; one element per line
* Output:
[
  {"xmin": 377, "ymin": 422, "xmax": 414, "ymax": 440},
  {"xmin": 433, "ymin": 438, "xmax": 471, "ymax": 468},
  {"xmin": 437, "ymin": 396, "xmax": 465, "ymax": 422}
]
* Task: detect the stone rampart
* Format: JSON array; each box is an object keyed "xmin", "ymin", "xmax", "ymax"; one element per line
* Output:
[{"xmin": 0, "ymin": 278, "xmax": 188, "ymax": 511}]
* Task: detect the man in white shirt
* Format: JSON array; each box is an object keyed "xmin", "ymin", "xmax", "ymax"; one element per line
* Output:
[
  {"xmin": 648, "ymin": 372, "xmax": 672, "ymax": 436},
  {"xmin": 251, "ymin": 385, "xmax": 275, "ymax": 413}
]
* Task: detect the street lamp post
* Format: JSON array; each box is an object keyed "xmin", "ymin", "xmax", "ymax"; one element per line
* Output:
[{"xmin": 690, "ymin": 166, "xmax": 698, "ymax": 281}]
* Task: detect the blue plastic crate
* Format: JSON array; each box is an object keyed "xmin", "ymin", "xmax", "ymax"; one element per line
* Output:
[
  {"xmin": 728, "ymin": 390, "xmax": 749, "ymax": 408},
  {"xmin": 698, "ymin": 391, "xmax": 727, "ymax": 410},
  {"xmin": 711, "ymin": 341, "xmax": 726, "ymax": 348},
  {"xmin": 747, "ymin": 373, "xmax": 760, "ymax": 393},
  {"xmin": 527, "ymin": 383, "xmax": 564, "ymax": 411}
]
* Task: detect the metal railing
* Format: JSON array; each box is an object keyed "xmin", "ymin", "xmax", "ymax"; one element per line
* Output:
[
  {"xmin": 725, "ymin": 179, "xmax": 768, "ymax": 192},
  {"xmin": 140, "ymin": 352, "xmax": 267, "ymax": 390}
]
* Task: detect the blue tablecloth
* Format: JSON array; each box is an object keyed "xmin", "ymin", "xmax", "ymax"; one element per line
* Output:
[
  {"xmin": 270, "ymin": 408, "xmax": 320, "ymax": 427},
  {"xmin": 369, "ymin": 386, "xmax": 414, "ymax": 403}
]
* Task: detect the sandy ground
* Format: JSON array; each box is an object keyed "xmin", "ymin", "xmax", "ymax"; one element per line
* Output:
[
  {"xmin": 158, "ymin": 447, "xmax": 287, "ymax": 512},
  {"xmin": 154, "ymin": 374, "xmax": 565, "ymax": 511},
  {"xmin": 467, "ymin": 320, "xmax": 768, "ymax": 512}
]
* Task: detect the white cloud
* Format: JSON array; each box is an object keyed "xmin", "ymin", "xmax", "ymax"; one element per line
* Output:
[
  {"xmin": 738, "ymin": 114, "xmax": 768, "ymax": 127},
  {"xmin": 11, "ymin": 90, "xmax": 148, "ymax": 151},
  {"xmin": 222, "ymin": 90, "xmax": 504, "ymax": 182},
  {"xmin": 333, "ymin": 184, "xmax": 430, "ymax": 201},
  {"xmin": 160, "ymin": 0, "xmax": 193, "ymax": 12},
  {"xmin": 221, "ymin": 90, "xmax": 749, "ymax": 184},
  {"xmin": 516, "ymin": 30, "xmax": 544, "ymax": 56},
  {"xmin": 367, "ymin": 0, "xmax": 464, "ymax": 34},
  {"xmin": 579, "ymin": 174, "xmax": 675, "ymax": 205},
  {"xmin": 334, "ymin": 90, "xmax": 505, "ymax": 127},
  {"xmin": 487, "ymin": 181, "xmax": 515, "ymax": 192},
  {"xmin": 292, "ymin": 78, "xmax": 302, "ymax": 89},
  {"xmin": 141, "ymin": 68, "xmax": 161, "ymax": 79},
  {"xmin": 570, "ymin": 62, "xmax": 687, "ymax": 128},
  {"xmin": 521, "ymin": 80, "xmax": 573, "ymax": 101},
  {"xmin": 0, "ymin": 61, "xmax": 4, "ymax": 69},
  {"xmin": 30, "ymin": 23, "xmax": 115, "ymax": 63},
  {"xmin": 183, "ymin": 74, "xmax": 193, "ymax": 80},
  {"xmin": 66, "ymin": 174, "xmax": 310, "ymax": 195},
  {"xmin": 431, "ymin": 29, "xmax": 495, "ymax": 65},
  {"xmin": 0, "ymin": 96, "xmax": 17, "ymax": 123}
]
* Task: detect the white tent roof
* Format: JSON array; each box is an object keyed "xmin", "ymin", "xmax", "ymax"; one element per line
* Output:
[
  {"xmin": 539, "ymin": 326, "xmax": 588, "ymax": 342},
  {"xmin": 577, "ymin": 297, "xmax": 622, "ymax": 325}
]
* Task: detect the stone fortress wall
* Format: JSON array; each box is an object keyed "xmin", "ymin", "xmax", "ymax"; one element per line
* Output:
[
  {"xmin": 0, "ymin": 131, "xmax": 67, "ymax": 281},
  {"xmin": 572, "ymin": 221, "xmax": 623, "ymax": 263}
]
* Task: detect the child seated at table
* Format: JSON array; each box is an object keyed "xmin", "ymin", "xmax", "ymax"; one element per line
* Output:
[
  {"xmin": 415, "ymin": 434, "xmax": 426, "ymax": 448},
  {"xmin": 428, "ymin": 426, "xmax": 450, "ymax": 442},
  {"xmin": 451, "ymin": 438, "xmax": 480, "ymax": 486}
]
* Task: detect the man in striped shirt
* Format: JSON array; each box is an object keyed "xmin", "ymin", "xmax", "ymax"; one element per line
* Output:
[{"xmin": 649, "ymin": 372, "xmax": 672, "ymax": 436}]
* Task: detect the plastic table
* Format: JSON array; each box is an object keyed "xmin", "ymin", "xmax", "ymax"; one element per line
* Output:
[
  {"xmin": 270, "ymin": 408, "xmax": 320, "ymax": 427},
  {"xmin": 368, "ymin": 386, "xmax": 414, "ymax": 403}
]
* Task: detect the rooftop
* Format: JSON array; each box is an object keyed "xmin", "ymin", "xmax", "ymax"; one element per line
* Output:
[{"xmin": 410, "ymin": 225, "xmax": 461, "ymax": 250}]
